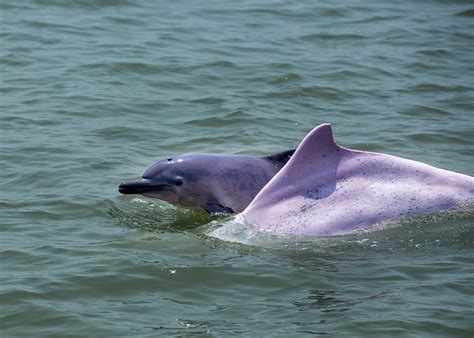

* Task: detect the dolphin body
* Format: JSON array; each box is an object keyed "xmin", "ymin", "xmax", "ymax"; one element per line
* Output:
[
  {"xmin": 242, "ymin": 124, "xmax": 474, "ymax": 236},
  {"xmin": 119, "ymin": 150, "xmax": 294, "ymax": 213}
]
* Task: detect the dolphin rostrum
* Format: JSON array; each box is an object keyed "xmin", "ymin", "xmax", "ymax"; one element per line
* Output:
[{"xmin": 119, "ymin": 150, "xmax": 294, "ymax": 213}]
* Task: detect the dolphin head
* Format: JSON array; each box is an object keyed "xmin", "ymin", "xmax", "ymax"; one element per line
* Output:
[
  {"xmin": 119, "ymin": 149, "xmax": 295, "ymax": 214},
  {"xmin": 119, "ymin": 154, "xmax": 211, "ymax": 208}
]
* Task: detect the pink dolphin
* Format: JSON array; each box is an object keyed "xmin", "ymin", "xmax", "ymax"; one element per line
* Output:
[{"xmin": 243, "ymin": 124, "xmax": 474, "ymax": 236}]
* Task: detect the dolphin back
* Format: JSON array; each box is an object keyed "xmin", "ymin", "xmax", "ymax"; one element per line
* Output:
[{"xmin": 243, "ymin": 124, "xmax": 474, "ymax": 236}]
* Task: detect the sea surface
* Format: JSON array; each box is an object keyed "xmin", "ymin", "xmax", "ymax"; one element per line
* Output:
[{"xmin": 1, "ymin": 0, "xmax": 473, "ymax": 336}]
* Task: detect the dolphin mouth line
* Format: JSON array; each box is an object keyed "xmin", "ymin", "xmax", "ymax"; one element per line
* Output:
[{"xmin": 118, "ymin": 181, "xmax": 170, "ymax": 194}]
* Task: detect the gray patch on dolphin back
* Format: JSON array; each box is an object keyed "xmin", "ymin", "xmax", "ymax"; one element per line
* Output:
[
  {"xmin": 304, "ymin": 188, "xmax": 321, "ymax": 200},
  {"xmin": 264, "ymin": 149, "xmax": 295, "ymax": 168}
]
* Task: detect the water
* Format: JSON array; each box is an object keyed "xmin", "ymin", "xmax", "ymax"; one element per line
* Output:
[{"xmin": 1, "ymin": 0, "xmax": 473, "ymax": 336}]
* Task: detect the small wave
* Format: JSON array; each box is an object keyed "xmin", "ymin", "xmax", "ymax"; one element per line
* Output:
[
  {"xmin": 30, "ymin": 0, "xmax": 132, "ymax": 9},
  {"xmin": 183, "ymin": 111, "xmax": 263, "ymax": 128},
  {"xmin": 300, "ymin": 33, "xmax": 368, "ymax": 42},
  {"xmin": 202, "ymin": 60, "xmax": 237, "ymax": 68},
  {"xmin": 2, "ymin": 31, "xmax": 61, "ymax": 45},
  {"xmin": 20, "ymin": 19, "xmax": 94, "ymax": 37},
  {"xmin": 2, "ymin": 115, "xmax": 64, "ymax": 126},
  {"xmin": 254, "ymin": 85, "xmax": 352, "ymax": 101},
  {"xmin": 91, "ymin": 126, "xmax": 156, "ymax": 142},
  {"xmin": 204, "ymin": 214, "xmax": 281, "ymax": 246},
  {"xmin": 348, "ymin": 15, "xmax": 403, "ymax": 24},
  {"xmin": 243, "ymin": 8, "xmax": 304, "ymax": 18},
  {"xmin": 191, "ymin": 97, "xmax": 226, "ymax": 105},
  {"xmin": 104, "ymin": 16, "xmax": 146, "ymax": 26},
  {"xmin": 403, "ymin": 83, "xmax": 470, "ymax": 93},
  {"xmin": 319, "ymin": 8, "xmax": 349, "ymax": 17},
  {"xmin": 265, "ymin": 72, "xmax": 302, "ymax": 85},
  {"xmin": 109, "ymin": 197, "xmax": 212, "ymax": 232},
  {"xmin": 400, "ymin": 105, "xmax": 453, "ymax": 117},
  {"xmin": 108, "ymin": 62, "xmax": 166, "ymax": 75},
  {"xmin": 416, "ymin": 49, "xmax": 451, "ymax": 57},
  {"xmin": 0, "ymin": 54, "xmax": 33, "ymax": 67},
  {"xmin": 455, "ymin": 9, "xmax": 474, "ymax": 17},
  {"xmin": 407, "ymin": 132, "xmax": 468, "ymax": 144}
]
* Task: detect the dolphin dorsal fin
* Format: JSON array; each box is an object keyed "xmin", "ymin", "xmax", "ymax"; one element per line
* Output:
[
  {"xmin": 262, "ymin": 124, "xmax": 337, "ymax": 169},
  {"xmin": 270, "ymin": 123, "xmax": 342, "ymax": 181},
  {"xmin": 291, "ymin": 123, "xmax": 339, "ymax": 162},
  {"xmin": 244, "ymin": 124, "xmax": 344, "ymax": 211}
]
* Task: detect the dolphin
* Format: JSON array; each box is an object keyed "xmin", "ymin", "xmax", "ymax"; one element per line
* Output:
[
  {"xmin": 242, "ymin": 124, "xmax": 474, "ymax": 236},
  {"xmin": 118, "ymin": 150, "xmax": 294, "ymax": 213}
]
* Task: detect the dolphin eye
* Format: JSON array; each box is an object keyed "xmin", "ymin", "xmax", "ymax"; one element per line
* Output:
[
  {"xmin": 167, "ymin": 158, "xmax": 172, "ymax": 162},
  {"xmin": 175, "ymin": 177, "xmax": 184, "ymax": 186}
]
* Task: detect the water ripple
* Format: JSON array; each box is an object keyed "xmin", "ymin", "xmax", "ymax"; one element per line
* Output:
[
  {"xmin": 300, "ymin": 33, "xmax": 369, "ymax": 42},
  {"xmin": 455, "ymin": 8, "xmax": 474, "ymax": 16}
]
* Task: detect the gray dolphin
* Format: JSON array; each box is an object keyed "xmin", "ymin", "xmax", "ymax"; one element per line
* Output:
[{"xmin": 118, "ymin": 150, "xmax": 294, "ymax": 213}]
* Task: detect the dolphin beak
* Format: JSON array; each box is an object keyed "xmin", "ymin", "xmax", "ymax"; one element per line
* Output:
[{"xmin": 118, "ymin": 179, "xmax": 167, "ymax": 194}]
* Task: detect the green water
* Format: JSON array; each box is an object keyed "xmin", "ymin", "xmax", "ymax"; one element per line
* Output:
[{"xmin": 1, "ymin": 0, "xmax": 473, "ymax": 336}]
